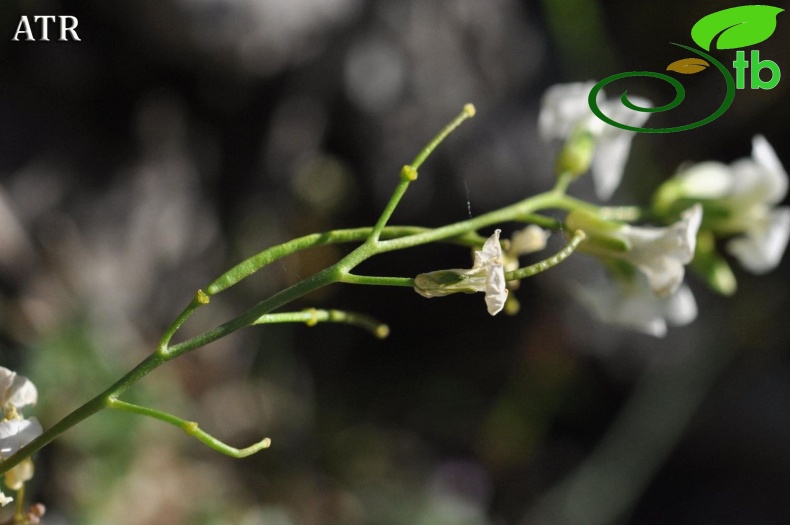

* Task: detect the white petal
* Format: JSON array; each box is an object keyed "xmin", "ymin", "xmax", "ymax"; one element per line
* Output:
[
  {"xmin": 5, "ymin": 374, "xmax": 37, "ymax": 409},
  {"xmin": 480, "ymin": 230, "xmax": 507, "ymax": 315},
  {"xmin": 538, "ymin": 82, "xmax": 598, "ymax": 141},
  {"xmin": 573, "ymin": 278, "xmax": 668, "ymax": 337},
  {"xmin": 591, "ymin": 130, "xmax": 635, "ymax": 200},
  {"xmin": 509, "ymin": 225, "xmax": 549, "ymax": 255},
  {"xmin": 588, "ymin": 98, "xmax": 650, "ymax": 200},
  {"xmin": 484, "ymin": 263, "xmax": 508, "ymax": 316},
  {"xmin": 680, "ymin": 204, "xmax": 703, "ymax": 255},
  {"xmin": 0, "ymin": 491, "xmax": 12, "ymax": 507},
  {"xmin": 676, "ymin": 161, "xmax": 734, "ymax": 199},
  {"xmin": 676, "ymin": 138, "xmax": 786, "ymax": 207},
  {"xmin": 0, "ymin": 368, "xmax": 36, "ymax": 409},
  {"xmin": 0, "ymin": 417, "xmax": 43, "ymax": 458},
  {"xmin": 0, "ymin": 367, "xmax": 15, "ymax": 405},
  {"xmin": 575, "ymin": 277, "xmax": 696, "ymax": 337},
  {"xmin": 597, "ymin": 96, "xmax": 651, "ymax": 134},
  {"xmin": 622, "ymin": 205, "xmax": 702, "ymax": 296},
  {"xmin": 751, "ymin": 135, "xmax": 787, "ymax": 204},
  {"xmin": 729, "ymin": 137, "xmax": 787, "ymax": 209},
  {"xmin": 662, "ymin": 284, "xmax": 698, "ymax": 326},
  {"xmin": 478, "ymin": 229, "xmax": 503, "ymax": 264},
  {"xmin": 727, "ymin": 206, "xmax": 790, "ymax": 273},
  {"xmin": 634, "ymin": 257, "xmax": 686, "ymax": 298}
]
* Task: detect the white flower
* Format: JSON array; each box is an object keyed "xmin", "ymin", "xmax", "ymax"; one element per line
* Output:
[
  {"xmin": 507, "ymin": 225, "xmax": 550, "ymax": 258},
  {"xmin": 673, "ymin": 135, "xmax": 790, "ymax": 273},
  {"xmin": 616, "ymin": 204, "xmax": 702, "ymax": 296},
  {"xmin": 501, "ymin": 225, "xmax": 550, "ymax": 292},
  {"xmin": 569, "ymin": 205, "xmax": 702, "ymax": 297},
  {"xmin": 575, "ymin": 275, "xmax": 697, "ymax": 337},
  {"xmin": 0, "ymin": 367, "xmax": 42, "ymax": 502},
  {"xmin": 538, "ymin": 81, "xmax": 650, "ymax": 200},
  {"xmin": 727, "ymin": 208, "xmax": 790, "ymax": 273},
  {"xmin": 0, "ymin": 418, "xmax": 42, "ymax": 459},
  {"xmin": 414, "ymin": 230, "xmax": 508, "ymax": 316},
  {"xmin": 0, "ymin": 367, "xmax": 37, "ymax": 412}
]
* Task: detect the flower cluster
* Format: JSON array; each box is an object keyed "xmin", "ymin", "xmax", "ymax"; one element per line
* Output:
[
  {"xmin": 413, "ymin": 82, "xmax": 789, "ymax": 337},
  {"xmin": 565, "ymin": 204, "xmax": 703, "ymax": 337},
  {"xmin": 0, "ymin": 367, "xmax": 42, "ymax": 507},
  {"xmin": 656, "ymin": 135, "xmax": 790, "ymax": 276},
  {"xmin": 541, "ymin": 82, "xmax": 789, "ymax": 336}
]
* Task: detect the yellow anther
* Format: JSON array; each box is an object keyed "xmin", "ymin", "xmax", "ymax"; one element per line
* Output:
[{"xmin": 463, "ymin": 103, "xmax": 476, "ymax": 117}]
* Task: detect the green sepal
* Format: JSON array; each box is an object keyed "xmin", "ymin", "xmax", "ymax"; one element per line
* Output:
[
  {"xmin": 414, "ymin": 269, "xmax": 484, "ymax": 297},
  {"xmin": 651, "ymin": 180, "xmax": 732, "ymax": 229},
  {"xmin": 691, "ymin": 229, "xmax": 737, "ymax": 296},
  {"xmin": 566, "ymin": 209, "xmax": 630, "ymax": 254}
]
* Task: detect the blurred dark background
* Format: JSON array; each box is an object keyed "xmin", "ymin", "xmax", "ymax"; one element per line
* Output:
[{"xmin": 1, "ymin": 1, "xmax": 790, "ymax": 524}]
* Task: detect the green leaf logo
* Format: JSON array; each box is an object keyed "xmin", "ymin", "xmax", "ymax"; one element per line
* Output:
[{"xmin": 691, "ymin": 5, "xmax": 783, "ymax": 51}]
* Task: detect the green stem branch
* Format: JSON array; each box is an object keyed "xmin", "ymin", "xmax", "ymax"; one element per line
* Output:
[
  {"xmin": 0, "ymin": 103, "xmax": 610, "ymax": 480},
  {"xmin": 107, "ymin": 399, "xmax": 271, "ymax": 458},
  {"xmin": 254, "ymin": 308, "xmax": 390, "ymax": 339}
]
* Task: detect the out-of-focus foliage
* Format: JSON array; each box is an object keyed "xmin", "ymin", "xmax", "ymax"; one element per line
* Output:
[{"xmin": 1, "ymin": 1, "xmax": 790, "ymax": 524}]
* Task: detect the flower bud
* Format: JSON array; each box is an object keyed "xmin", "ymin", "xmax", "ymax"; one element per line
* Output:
[{"xmin": 556, "ymin": 129, "xmax": 596, "ymax": 179}]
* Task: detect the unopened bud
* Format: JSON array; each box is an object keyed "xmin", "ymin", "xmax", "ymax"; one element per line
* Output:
[{"xmin": 556, "ymin": 129, "xmax": 596, "ymax": 178}]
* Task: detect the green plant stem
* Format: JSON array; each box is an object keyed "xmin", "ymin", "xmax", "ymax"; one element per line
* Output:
[
  {"xmin": 0, "ymin": 352, "xmax": 166, "ymax": 475},
  {"xmin": 340, "ymin": 275, "xmax": 414, "ymax": 287},
  {"xmin": 205, "ymin": 226, "xmax": 486, "ymax": 297},
  {"xmin": 254, "ymin": 308, "xmax": 390, "ymax": 339},
  {"xmin": 13, "ymin": 485, "xmax": 24, "ymax": 523},
  {"xmin": 169, "ymin": 188, "xmax": 583, "ymax": 360},
  {"xmin": 371, "ymin": 191, "xmax": 566, "ymax": 255},
  {"xmin": 158, "ymin": 290, "xmax": 209, "ymax": 353},
  {"xmin": 107, "ymin": 399, "xmax": 271, "ymax": 458},
  {"xmin": 206, "ymin": 226, "xmax": 426, "ymax": 295},
  {"xmin": 507, "ymin": 230, "xmax": 586, "ymax": 280},
  {"xmin": 370, "ymin": 104, "xmax": 475, "ymax": 242},
  {"xmin": 0, "ymin": 103, "xmax": 609, "ymax": 478},
  {"xmin": 1, "ymin": 188, "xmax": 582, "ymax": 478}
]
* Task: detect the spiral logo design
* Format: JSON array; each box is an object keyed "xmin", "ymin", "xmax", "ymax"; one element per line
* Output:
[{"xmin": 588, "ymin": 43, "xmax": 736, "ymax": 134}]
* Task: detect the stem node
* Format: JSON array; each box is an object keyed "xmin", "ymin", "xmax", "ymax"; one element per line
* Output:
[{"xmin": 401, "ymin": 165, "xmax": 418, "ymax": 182}]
